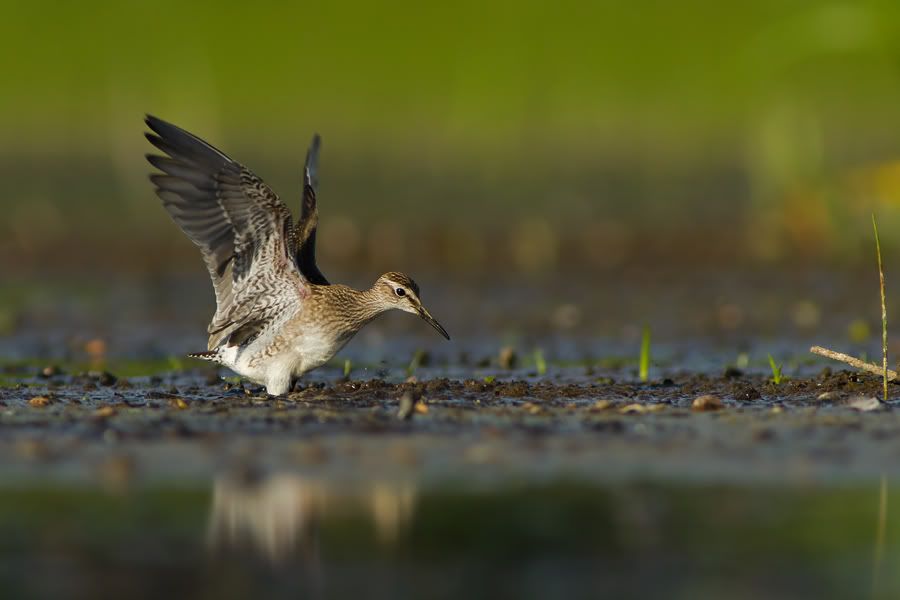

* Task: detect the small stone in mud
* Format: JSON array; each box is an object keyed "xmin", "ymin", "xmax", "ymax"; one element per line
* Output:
[
  {"xmin": 692, "ymin": 395, "xmax": 723, "ymax": 411},
  {"xmin": 816, "ymin": 391, "xmax": 841, "ymax": 402},
  {"xmin": 619, "ymin": 403, "xmax": 649, "ymax": 414},
  {"xmin": 498, "ymin": 346, "xmax": 517, "ymax": 370},
  {"xmin": 590, "ymin": 399, "xmax": 613, "ymax": 411},
  {"xmin": 28, "ymin": 396, "xmax": 51, "ymax": 407},
  {"xmin": 170, "ymin": 398, "xmax": 189, "ymax": 410},
  {"xmin": 845, "ymin": 396, "xmax": 881, "ymax": 412}
]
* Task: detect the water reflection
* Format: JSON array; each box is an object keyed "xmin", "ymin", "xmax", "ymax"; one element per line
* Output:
[
  {"xmin": 0, "ymin": 480, "xmax": 896, "ymax": 598},
  {"xmin": 873, "ymin": 475, "xmax": 888, "ymax": 598},
  {"xmin": 207, "ymin": 471, "xmax": 417, "ymax": 563}
]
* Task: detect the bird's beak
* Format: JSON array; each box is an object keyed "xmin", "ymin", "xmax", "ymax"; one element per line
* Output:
[{"xmin": 418, "ymin": 307, "xmax": 450, "ymax": 340}]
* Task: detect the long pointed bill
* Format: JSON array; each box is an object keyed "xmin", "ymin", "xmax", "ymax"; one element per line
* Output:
[{"xmin": 418, "ymin": 307, "xmax": 450, "ymax": 340}]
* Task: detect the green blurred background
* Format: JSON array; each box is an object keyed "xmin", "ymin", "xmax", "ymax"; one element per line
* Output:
[{"xmin": 6, "ymin": 0, "xmax": 900, "ymax": 276}]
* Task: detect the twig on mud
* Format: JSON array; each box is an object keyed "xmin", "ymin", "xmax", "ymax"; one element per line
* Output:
[{"xmin": 810, "ymin": 345, "xmax": 898, "ymax": 381}]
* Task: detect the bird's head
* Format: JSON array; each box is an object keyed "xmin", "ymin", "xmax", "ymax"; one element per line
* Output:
[{"xmin": 373, "ymin": 272, "xmax": 450, "ymax": 340}]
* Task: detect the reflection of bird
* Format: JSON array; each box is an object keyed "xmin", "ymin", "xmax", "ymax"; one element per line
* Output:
[
  {"xmin": 144, "ymin": 116, "xmax": 449, "ymax": 395},
  {"xmin": 207, "ymin": 473, "xmax": 417, "ymax": 563}
]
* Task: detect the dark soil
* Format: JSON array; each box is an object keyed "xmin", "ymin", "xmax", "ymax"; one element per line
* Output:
[{"xmin": 1, "ymin": 368, "xmax": 899, "ymax": 485}]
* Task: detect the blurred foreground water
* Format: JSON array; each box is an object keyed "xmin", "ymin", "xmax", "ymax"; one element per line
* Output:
[{"xmin": 1, "ymin": 477, "xmax": 897, "ymax": 599}]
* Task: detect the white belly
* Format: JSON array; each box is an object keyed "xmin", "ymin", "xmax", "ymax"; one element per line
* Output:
[{"xmin": 216, "ymin": 327, "xmax": 352, "ymax": 395}]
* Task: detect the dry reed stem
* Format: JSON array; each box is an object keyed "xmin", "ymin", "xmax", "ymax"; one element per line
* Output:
[{"xmin": 810, "ymin": 345, "xmax": 898, "ymax": 381}]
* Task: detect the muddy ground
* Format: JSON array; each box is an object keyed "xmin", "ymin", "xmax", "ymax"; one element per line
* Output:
[{"xmin": 1, "ymin": 364, "xmax": 899, "ymax": 485}]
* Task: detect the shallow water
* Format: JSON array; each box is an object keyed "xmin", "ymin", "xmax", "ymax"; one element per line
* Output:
[
  {"xmin": 2, "ymin": 266, "xmax": 899, "ymax": 597},
  {"xmin": 1, "ymin": 478, "xmax": 898, "ymax": 599}
]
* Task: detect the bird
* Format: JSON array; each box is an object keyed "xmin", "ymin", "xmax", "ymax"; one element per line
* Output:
[{"xmin": 144, "ymin": 115, "xmax": 449, "ymax": 395}]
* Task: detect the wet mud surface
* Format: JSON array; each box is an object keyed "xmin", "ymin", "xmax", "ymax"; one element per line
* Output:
[{"xmin": 2, "ymin": 365, "xmax": 900, "ymax": 486}]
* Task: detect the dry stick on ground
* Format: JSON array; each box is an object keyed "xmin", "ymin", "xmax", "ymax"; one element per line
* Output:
[{"xmin": 810, "ymin": 346, "xmax": 898, "ymax": 381}]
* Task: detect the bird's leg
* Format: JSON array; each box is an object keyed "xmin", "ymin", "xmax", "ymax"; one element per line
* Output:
[{"xmin": 264, "ymin": 373, "xmax": 293, "ymax": 397}]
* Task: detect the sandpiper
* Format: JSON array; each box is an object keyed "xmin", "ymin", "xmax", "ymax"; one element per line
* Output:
[{"xmin": 145, "ymin": 116, "xmax": 449, "ymax": 395}]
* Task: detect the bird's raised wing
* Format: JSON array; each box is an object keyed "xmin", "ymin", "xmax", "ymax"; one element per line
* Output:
[
  {"xmin": 144, "ymin": 115, "xmax": 308, "ymax": 349},
  {"xmin": 291, "ymin": 134, "xmax": 329, "ymax": 284}
]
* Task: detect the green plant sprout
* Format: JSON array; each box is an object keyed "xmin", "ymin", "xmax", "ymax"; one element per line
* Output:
[
  {"xmin": 639, "ymin": 326, "xmax": 651, "ymax": 382},
  {"xmin": 534, "ymin": 349, "xmax": 547, "ymax": 376},
  {"xmin": 768, "ymin": 354, "xmax": 783, "ymax": 385}
]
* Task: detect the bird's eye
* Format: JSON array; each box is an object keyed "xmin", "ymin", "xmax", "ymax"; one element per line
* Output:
[{"xmin": 395, "ymin": 287, "xmax": 406, "ymax": 297}]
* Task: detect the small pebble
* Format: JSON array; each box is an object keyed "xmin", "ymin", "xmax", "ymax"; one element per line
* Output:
[
  {"xmin": 692, "ymin": 395, "xmax": 723, "ymax": 411},
  {"xmin": 816, "ymin": 391, "xmax": 841, "ymax": 402},
  {"xmin": 28, "ymin": 396, "xmax": 51, "ymax": 407}
]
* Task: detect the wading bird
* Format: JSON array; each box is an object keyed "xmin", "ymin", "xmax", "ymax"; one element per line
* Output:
[{"xmin": 145, "ymin": 116, "xmax": 449, "ymax": 395}]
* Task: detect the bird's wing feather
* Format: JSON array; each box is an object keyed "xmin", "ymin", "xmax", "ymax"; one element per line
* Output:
[
  {"xmin": 144, "ymin": 115, "xmax": 308, "ymax": 349},
  {"xmin": 292, "ymin": 134, "xmax": 329, "ymax": 284}
]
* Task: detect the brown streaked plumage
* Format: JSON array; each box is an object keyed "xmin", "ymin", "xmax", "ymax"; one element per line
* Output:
[{"xmin": 145, "ymin": 116, "xmax": 449, "ymax": 395}]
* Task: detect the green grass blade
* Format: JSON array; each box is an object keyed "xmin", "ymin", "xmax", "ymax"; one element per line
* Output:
[
  {"xmin": 768, "ymin": 353, "xmax": 783, "ymax": 385},
  {"xmin": 873, "ymin": 214, "xmax": 888, "ymax": 402},
  {"xmin": 639, "ymin": 326, "xmax": 651, "ymax": 382},
  {"xmin": 534, "ymin": 349, "xmax": 547, "ymax": 376}
]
